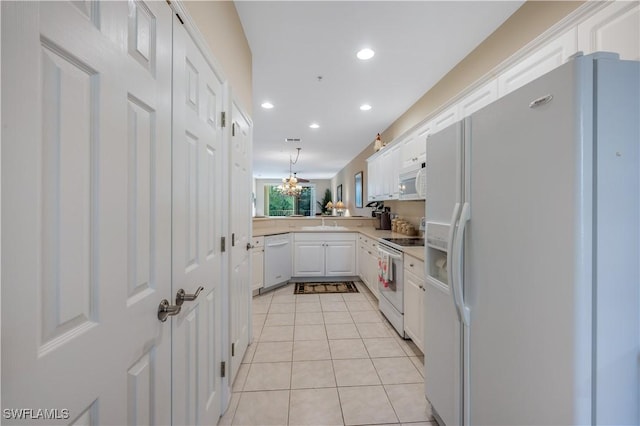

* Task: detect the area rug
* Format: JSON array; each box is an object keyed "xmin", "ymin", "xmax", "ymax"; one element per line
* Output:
[{"xmin": 294, "ymin": 282, "xmax": 359, "ymax": 294}]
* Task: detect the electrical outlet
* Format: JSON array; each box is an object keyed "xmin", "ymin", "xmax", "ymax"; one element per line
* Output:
[{"xmin": 419, "ymin": 217, "xmax": 426, "ymax": 231}]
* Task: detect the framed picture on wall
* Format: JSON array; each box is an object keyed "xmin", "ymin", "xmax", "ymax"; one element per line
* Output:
[
  {"xmin": 337, "ymin": 184, "xmax": 343, "ymax": 202},
  {"xmin": 355, "ymin": 172, "xmax": 363, "ymax": 208}
]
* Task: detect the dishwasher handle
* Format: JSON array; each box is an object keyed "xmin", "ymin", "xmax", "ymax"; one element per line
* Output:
[{"xmin": 266, "ymin": 240, "xmax": 289, "ymax": 248}]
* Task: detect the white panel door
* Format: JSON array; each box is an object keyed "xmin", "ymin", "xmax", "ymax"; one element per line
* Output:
[
  {"xmin": 403, "ymin": 270, "xmax": 424, "ymax": 352},
  {"xmin": 498, "ymin": 27, "xmax": 578, "ymax": 96},
  {"xmin": 2, "ymin": 1, "xmax": 172, "ymax": 424},
  {"xmin": 172, "ymin": 17, "xmax": 224, "ymax": 426},
  {"xmin": 578, "ymin": 1, "xmax": 640, "ymax": 61},
  {"xmin": 229, "ymin": 102, "xmax": 252, "ymax": 381},
  {"xmin": 294, "ymin": 242, "xmax": 325, "ymax": 276},
  {"xmin": 325, "ymin": 241, "xmax": 356, "ymax": 276},
  {"xmin": 367, "ymin": 157, "xmax": 380, "ymax": 201}
]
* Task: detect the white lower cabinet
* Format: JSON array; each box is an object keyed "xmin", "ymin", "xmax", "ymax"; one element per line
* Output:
[
  {"xmin": 294, "ymin": 241, "xmax": 325, "ymax": 276},
  {"xmin": 358, "ymin": 235, "xmax": 380, "ymax": 299},
  {"xmin": 251, "ymin": 236, "xmax": 264, "ymax": 292},
  {"xmin": 404, "ymin": 254, "xmax": 425, "ymax": 353},
  {"xmin": 294, "ymin": 233, "xmax": 357, "ymax": 277}
]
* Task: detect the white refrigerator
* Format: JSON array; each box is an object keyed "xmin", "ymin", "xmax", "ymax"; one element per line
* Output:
[{"xmin": 424, "ymin": 52, "xmax": 639, "ymax": 426}]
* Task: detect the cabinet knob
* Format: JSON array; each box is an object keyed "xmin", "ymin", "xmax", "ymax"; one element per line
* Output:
[{"xmin": 409, "ymin": 263, "xmax": 414, "ymax": 267}]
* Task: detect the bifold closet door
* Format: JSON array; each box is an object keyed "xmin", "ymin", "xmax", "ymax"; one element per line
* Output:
[{"xmin": 171, "ymin": 15, "xmax": 225, "ymax": 426}]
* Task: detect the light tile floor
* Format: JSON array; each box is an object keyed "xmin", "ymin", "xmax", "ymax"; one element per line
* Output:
[{"xmin": 219, "ymin": 281, "xmax": 434, "ymax": 426}]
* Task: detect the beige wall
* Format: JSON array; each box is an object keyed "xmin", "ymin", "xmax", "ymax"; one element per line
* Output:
[
  {"xmin": 331, "ymin": 143, "xmax": 375, "ymax": 218},
  {"xmin": 333, "ymin": 1, "xmax": 584, "ymax": 218},
  {"xmin": 183, "ymin": 1, "xmax": 253, "ymax": 116}
]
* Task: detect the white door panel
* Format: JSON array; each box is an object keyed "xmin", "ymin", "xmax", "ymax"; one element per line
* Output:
[
  {"xmin": 458, "ymin": 78, "xmax": 498, "ymax": 118},
  {"xmin": 325, "ymin": 242, "xmax": 356, "ymax": 276},
  {"xmin": 2, "ymin": 1, "xmax": 172, "ymax": 423},
  {"xmin": 172, "ymin": 18, "xmax": 224, "ymax": 425},
  {"xmin": 498, "ymin": 28, "xmax": 578, "ymax": 96},
  {"xmin": 229, "ymin": 102, "xmax": 252, "ymax": 381},
  {"xmin": 578, "ymin": 1, "xmax": 640, "ymax": 61}
]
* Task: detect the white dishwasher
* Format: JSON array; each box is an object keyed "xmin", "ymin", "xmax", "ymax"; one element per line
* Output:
[{"xmin": 263, "ymin": 233, "xmax": 292, "ymax": 291}]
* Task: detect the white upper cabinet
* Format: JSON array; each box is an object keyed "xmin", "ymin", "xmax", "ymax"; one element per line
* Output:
[
  {"xmin": 367, "ymin": 154, "xmax": 382, "ymax": 201},
  {"xmin": 431, "ymin": 104, "xmax": 459, "ymax": 134},
  {"xmin": 401, "ymin": 124, "xmax": 429, "ymax": 169},
  {"xmin": 578, "ymin": 1, "xmax": 640, "ymax": 61},
  {"xmin": 388, "ymin": 144, "xmax": 401, "ymax": 199},
  {"xmin": 459, "ymin": 78, "xmax": 499, "ymax": 118},
  {"xmin": 368, "ymin": 144, "xmax": 401, "ymax": 201},
  {"xmin": 498, "ymin": 27, "xmax": 578, "ymax": 96}
]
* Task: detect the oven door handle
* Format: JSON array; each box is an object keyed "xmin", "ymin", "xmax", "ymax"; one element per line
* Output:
[{"xmin": 377, "ymin": 248, "xmax": 403, "ymax": 260}]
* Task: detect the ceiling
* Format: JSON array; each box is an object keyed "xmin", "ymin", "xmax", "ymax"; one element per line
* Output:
[{"xmin": 235, "ymin": 1, "xmax": 524, "ymax": 180}]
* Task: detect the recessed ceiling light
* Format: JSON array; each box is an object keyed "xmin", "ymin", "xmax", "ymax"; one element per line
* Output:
[
  {"xmin": 360, "ymin": 104, "xmax": 372, "ymax": 111},
  {"xmin": 261, "ymin": 101, "xmax": 274, "ymax": 109},
  {"xmin": 357, "ymin": 48, "xmax": 375, "ymax": 60},
  {"xmin": 309, "ymin": 123, "xmax": 320, "ymax": 129}
]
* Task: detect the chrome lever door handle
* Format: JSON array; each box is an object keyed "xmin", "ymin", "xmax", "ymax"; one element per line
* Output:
[
  {"xmin": 158, "ymin": 299, "xmax": 181, "ymax": 322},
  {"xmin": 176, "ymin": 286, "xmax": 204, "ymax": 306}
]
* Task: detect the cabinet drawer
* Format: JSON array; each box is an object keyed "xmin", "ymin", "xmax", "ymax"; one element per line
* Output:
[{"xmin": 404, "ymin": 254, "xmax": 424, "ymax": 280}]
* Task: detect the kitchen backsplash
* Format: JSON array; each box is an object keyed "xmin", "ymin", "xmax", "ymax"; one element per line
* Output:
[{"xmin": 385, "ymin": 200, "xmax": 425, "ymax": 228}]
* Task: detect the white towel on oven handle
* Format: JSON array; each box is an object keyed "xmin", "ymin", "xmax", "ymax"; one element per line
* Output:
[{"xmin": 377, "ymin": 250, "xmax": 393, "ymax": 287}]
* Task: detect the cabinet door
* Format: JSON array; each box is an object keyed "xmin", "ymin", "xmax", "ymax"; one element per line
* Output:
[
  {"xmin": 294, "ymin": 241, "xmax": 325, "ymax": 276},
  {"xmin": 431, "ymin": 104, "xmax": 459, "ymax": 134},
  {"xmin": 389, "ymin": 145, "xmax": 401, "ymax": 199},
  {"xmin": 404, "ymin": 270, "xmax": 424, "ymax": 352},
  {"xmin": 251, "ymin": 248, "xmax": 264, "ymax": 291},
  {"xmin": 578, "ymin": 1, "xmax": 639, "ymax": 61},
  {"xmin": 401, "ymin": 134, "xmax": 418, "ymax": 169},
  {"xmin": 358, "ymin": 243, "xmax": 368, "ymax": 286},
  {"xmin": 459, "ymin": 79, "xmax": 499, "ymax": 118},
  {"xmin": 498, "ymin": 28, "xmax": 578, "ymax": 96},
  {"xmin": 325, "ymin": 241, "xmax": 356, "ymax": 276},
  {"xmin": 414, "ymin": 124, "xmax": 429, "ymax": 164},
  {"xmin": 367, "ymin": 158, "xmax": 379, "ymax": 201},
  {"xmin": 366, "ymin": 248, "xmax": 380, "ymax": 299}
]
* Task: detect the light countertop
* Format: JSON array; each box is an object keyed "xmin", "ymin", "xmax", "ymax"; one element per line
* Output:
[{"xmin": 253, "ymin": 225, "xmax": 425, "ymax": 261}]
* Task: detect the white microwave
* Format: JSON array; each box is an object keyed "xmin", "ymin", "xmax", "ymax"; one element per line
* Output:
[{"xmin": 399, "ymin": 164, "xmax": 426, "ymax": 200}]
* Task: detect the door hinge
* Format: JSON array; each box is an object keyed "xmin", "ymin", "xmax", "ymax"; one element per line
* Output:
[
  {"xmin": 220, "ymin": 361, "xmax": 226, "ymax": 378},
  {"xmin": 221, "ymin": 111, "xmax": 226, "ymax": 128},
  {"xmin": 232, "ymin": 233, "xmax": 236, "ymax": 247},
  {"xmin": 221, "ymin": 236, "xmax": 226, "ymax": 253},
  {"xmin": 232, "ymin": 122, "xmax": 236, "ymax": 136},
  {"xmin": 232, "ymin": 343, "xmax": 235, "ymax": 357}
]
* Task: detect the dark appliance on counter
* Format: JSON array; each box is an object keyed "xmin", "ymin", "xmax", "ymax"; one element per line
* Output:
[
  {"xmin": 366, "ymin": 201, "xmax": 386, "ymax": 230},
  {"xmin": 380, "ymin": 208, "xmax": 392, "ymax": 230}
]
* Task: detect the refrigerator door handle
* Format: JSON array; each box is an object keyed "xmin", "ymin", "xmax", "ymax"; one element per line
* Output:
[
  {"xmin": 447, "ymin": 203, "xmax": 462, "ymax": 318},
  {"xmin": 453, "ymin": 202, "xmax": 471, "ymax": 326}
]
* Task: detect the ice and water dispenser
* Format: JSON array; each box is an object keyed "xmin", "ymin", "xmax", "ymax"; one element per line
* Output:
[{"xmin": 426, "ymin": 222, "xmax": 449, "ymax": 285}]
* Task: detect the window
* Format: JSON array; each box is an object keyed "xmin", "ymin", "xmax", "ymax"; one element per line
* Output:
[{"xmin": 265, "ymin": 185, "xmax": 316, "ymax": 216}]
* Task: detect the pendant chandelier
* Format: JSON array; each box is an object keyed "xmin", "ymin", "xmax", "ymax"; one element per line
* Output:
[{"xmin": 278, "ymin": 148, "xmax": 303, "ymax": 197}]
